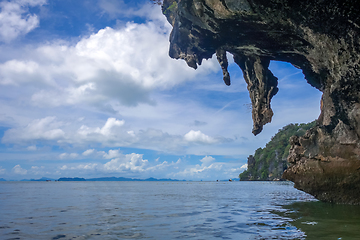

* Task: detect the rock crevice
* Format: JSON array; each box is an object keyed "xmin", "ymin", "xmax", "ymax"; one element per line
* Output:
[{"xmin": 161, "ymin": 0, "xmax": 360, "ymax": 204}]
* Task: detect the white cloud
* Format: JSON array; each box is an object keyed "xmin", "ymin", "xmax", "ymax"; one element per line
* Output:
[
  {"xmin": 0, "ymin": 15, "xmax": 218, "ymax": 109},
  {"xmin": 4, "ymin": 144, "xmax": 246, "ymax": 180},
  {"xmin": 2, "ymin": 116, "xmax": 65, "ymax": 144},
  {"xmin": 0, "ymin": 7, "xmax": 242, "ymax": 156},
  {"xmin": 57, "ymin": 151, "xmax": 151, "ymax": 174},
  {"xmin": 0, "ymin": 0, "xmax": 46, "ymax": 43},
  {"xmin": 77, "ymin": 118, "xmax": 125, "ymax": 137},
  {"xmin": 74, "ymin": 163, "xmax": 98, "ymax": 170},
  {"xmin": 200, "ymin": 156, "xmax": 215, "ymax": 166},
  {"xmin": 0, "ymin": 114, "xmax": 238, "ymax": 155},
  {"xmin": 184, "ymin": 130, "xmax": 217, "ymax": 144},
  {"xmin": 56, "ymin": 150, "xmax": 184, "ymax": 177},
  {"xmin": 98, "ymin": 118, "xmax": 125, "ymax": 135},
  {"xmin": 82, "ymin": 149, "xmax": 95, "ymax": 156},
  {"xmin": 60, "ymin": 163, "xmax": 98, "ymax": 171},
  {"xmin": 103, "ymin": 149, "xmax": 121, "ymax": 159},
  {"xmin": 12, "ymin": 164, "xmax": 27, "ymax": 175},
  {"xmin": 0, "ymin": 60, "xmax": 44, "ymax": 86},
  {"xmin": 103, "ymin": 153, "xmax": 148, "ymax": 172},
  {"xmin": 73, "ymin": 118, "xmax": 136, "ymax": 147},
  {"xmin": 0, "ymin": 166, "xmax": 6, "ymax": 175}
]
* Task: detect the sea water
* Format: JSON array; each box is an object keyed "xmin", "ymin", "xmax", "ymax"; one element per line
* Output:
[{"xmin": 1, "ymin": 181, "xmax": 360, "ymax": 240}]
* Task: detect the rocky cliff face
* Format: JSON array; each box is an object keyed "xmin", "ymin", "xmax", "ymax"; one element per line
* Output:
[
  {"xmin": 161, "ymin": 0, "xmax": 360, "ymax": 204},
  {"xmin": 240, "ymin": 122, "xmax": 316, "ymax": 181}
]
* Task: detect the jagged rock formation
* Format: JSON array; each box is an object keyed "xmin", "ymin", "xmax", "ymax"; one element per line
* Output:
[{"xmin": 161, "ymin": 0, "xmax": 360, "ymax": 204}]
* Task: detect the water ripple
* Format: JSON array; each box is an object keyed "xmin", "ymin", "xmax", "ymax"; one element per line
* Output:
[{"xmin": 3, "ymin": 181, "xmax": 355, "ymax": 240}]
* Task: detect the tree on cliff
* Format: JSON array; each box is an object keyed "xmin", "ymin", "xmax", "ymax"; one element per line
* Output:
[{"xmin": 240, "ymin": 121, "xmax": 316, "ymax": 181}]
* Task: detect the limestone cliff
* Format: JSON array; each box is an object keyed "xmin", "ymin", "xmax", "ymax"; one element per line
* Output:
[
  {"xmin": 240, "ymin": 121, "xmax": 316, "ymax": 181},
  {"xmin": 161, "ymin": 0, "xmax": 360, "ymax": 204}
]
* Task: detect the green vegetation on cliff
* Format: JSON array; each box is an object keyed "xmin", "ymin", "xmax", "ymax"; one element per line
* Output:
[{"xmin": 240, "ymin": 121, "xmax": 316, "ymax": 181}]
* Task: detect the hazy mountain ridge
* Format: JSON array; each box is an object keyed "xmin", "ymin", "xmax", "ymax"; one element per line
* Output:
[{"xmin": 0, "ymin": 177, "xmax": 185, "ymax": 182}]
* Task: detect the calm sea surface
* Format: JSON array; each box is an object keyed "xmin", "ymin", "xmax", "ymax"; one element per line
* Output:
[{"xmin": 1, "ymin": 181, "xmax": 360, "ymax": 240}]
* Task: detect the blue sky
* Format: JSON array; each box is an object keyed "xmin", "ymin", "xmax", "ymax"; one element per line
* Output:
[{"xmin": 0, "ymin": 0, "xmax": 322, "ymax": 180}]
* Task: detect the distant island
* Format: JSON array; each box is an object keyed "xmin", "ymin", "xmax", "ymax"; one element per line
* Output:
[
  {"xmin": 0, "ymin": 176, "xmax": 186, "ymax": 182},
  {"xmin": 57, "ymin": 177, "xmax": 184, "ymax": 182},
  {"xmin": 0, "ymin": 177, "xmax": 243, "ymax": 182}
]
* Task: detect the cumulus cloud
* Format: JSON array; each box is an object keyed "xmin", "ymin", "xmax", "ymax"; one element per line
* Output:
[
  {"xmin": 82, "ymin": 149, "xmax": 95, "ymax": 156},
  {"xmin": 184, "ymin": 130, "xmax": 217, "ymax": 144},
  {"xmin": 103, "ymin": 153, "xmax": 148, "ymax": 172},
  {"xmin": 78, "ymin": 118, "xmax": 125, "ymax": 137},
  {"xmin": 4, "ymin": 146, "xmax": 245, "ymax": 180},
  {"xmin": 0, "ymin": 5, "xmax": 235, "ymax": 156},
  {"xmin": 12, "ymin": 164, "xmax": 27, "ymax": 175},
  {"xmin": 0, "ymin": 13, "xmax": 218, "ymax": 109},
  {"xmin": 0, "ymin": 60, "xmax": 46, "ymax": 86},
  {"xmin": 2, "ymin": 116, "xmax": 65, "ymax": 144},
  {"xmin": 103, "ymin": 149, "xmax": 122, "ymax": 159},
  {"xmin": 59, "ymin": 152, "xmax": 150, "ymax": 174},
  {"xmin": 0, "ymin": 115, "xmax": 235, "ymax": 156},
  {"xmin": 99, "ymin": 118, "xmax": 124, "ymax": 135},
  {"xmin": 60, "ymin": 163, "xmax": 99, "ymax": 171},
  {"xmin": 0, "ymin": 116, "xmax": 142, "ymax": 148},
  {"xmin": 73, "ymin": 118, "xmax": 137, "ymax": 147},
  {"xmin": 200, "ymin": 156, "xmax": 215, "ymax": 166},
  {"xmin": 0, "ymin": 0, "xmax": 46, "ymax": 43}
]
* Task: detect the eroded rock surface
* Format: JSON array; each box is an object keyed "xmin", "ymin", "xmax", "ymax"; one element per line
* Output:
[{"xmin": 161, "ymin": 0, "xmax": 360, "ymax": 204}]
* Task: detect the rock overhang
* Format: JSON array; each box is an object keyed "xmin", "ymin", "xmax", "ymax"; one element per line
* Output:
[{"xmin": 160, "ymin": 0, "xmax": 360, "ymax": 204}]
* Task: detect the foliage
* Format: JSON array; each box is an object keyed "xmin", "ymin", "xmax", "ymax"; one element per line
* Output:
[
  {"xmin": 166, "ymin": 2, "xmax": 177, "ymax": 12},
  {"xmin": 150, "ymin": 0, "xmax": 177, "ymax": 15},
  {"xmin": 239, "ymin": 120, "xmax": 316, "ymax": 181}
]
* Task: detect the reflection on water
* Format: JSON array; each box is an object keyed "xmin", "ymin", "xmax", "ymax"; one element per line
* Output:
[
  {"xmin": 0, "ymin": 181, "xmax": 359, "ymax": 239},
  {"xmin": 275, "ymin": 201, "xmax": 360, "ymax": 240}
]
